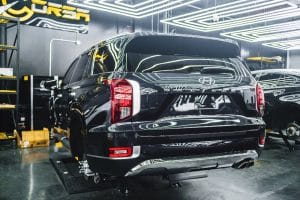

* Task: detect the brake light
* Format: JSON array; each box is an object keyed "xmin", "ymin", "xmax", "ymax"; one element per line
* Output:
[
  {"xmin": 256, "ymin": 83, "xmax": 265, "ymax": 116},
  {"xmin": 111, "ymin": 79, "xmax": 133, "ymax": 123},
  {"xmin": 109, "ymin": 147, "xmax": 133, "ymax": 158},
  {"xmin": 109, "ymin": 79, "xmax": 140, "ymax": 124}
]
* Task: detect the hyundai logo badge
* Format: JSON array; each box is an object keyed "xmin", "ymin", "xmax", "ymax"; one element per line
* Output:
[{"xmin": 198, "ymin": 77, "xmax": 215, "ymax": 86}]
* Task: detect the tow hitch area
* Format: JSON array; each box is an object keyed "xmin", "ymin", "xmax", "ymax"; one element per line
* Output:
[
  {"xmin": 50, "ymin": 151, "xmax": 211, "ymax": 195},
  {"xmin": 49, "ymin": 152, "xmax": 115, "ymax": 194}
]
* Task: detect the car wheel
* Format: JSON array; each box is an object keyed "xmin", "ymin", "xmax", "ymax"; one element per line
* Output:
[{"xmin": 281, "ymin": 122, "xmax": 300, "ymax": 139}]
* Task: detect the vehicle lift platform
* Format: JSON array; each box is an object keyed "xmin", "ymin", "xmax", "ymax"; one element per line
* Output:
[
  {"xmin": 49, "ymin": 151, "xmax": 115, "ymax": 194},
  {"xmin": 50, "ymin": 150, "xmax": 208, "ymax": 195}
]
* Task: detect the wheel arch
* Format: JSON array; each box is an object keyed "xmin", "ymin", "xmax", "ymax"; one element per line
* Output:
[{"xmin": 266, "ymin": 102, "xmax": 300, "ymax": 130}]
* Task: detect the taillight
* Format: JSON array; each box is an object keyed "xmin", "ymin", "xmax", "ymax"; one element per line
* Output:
[
  {"xmin": 256, "ymin": 83, "xmax": 265, "ymax": 116},
  {"xmin": 111, "ymin": 79, "xmax": 133, "ymax": 123},
  {"xmin": 110, "ymin": 79, "xmax": 140, "ymax": 124},
  {"xmin": 109, "ymin": 147, "xmax": 132, "ymax": 158}
]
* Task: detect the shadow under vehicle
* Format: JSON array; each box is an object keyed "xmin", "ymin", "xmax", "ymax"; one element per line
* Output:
[
  {"xmin": 252, "ymin": 69, "xmax": 300, "ymax": 150},
  {"xmin": 43, "ymin": 33, "xmax": 266, "ymax": 185}
]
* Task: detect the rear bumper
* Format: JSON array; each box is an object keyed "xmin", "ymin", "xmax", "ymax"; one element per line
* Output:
[
  {"xmin": 87, "ymin": 147, "xmax": 261, "ymax": 177},
  {"xmin": 125, "ymin": 150, "xmax": 258, "ymax": 177},
  {"xmin": 86, "ymin": 116, "xmax": 265, "ymax": 177}
]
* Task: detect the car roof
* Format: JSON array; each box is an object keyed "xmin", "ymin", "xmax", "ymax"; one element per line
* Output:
[
  {"xmin": 124, "ymin": 32, "xmax": 238, "ymax": 44},
  {"xmin": 123, "ymin": 32, "xmax": 240, "ymax": 58},
  {"xmin": 252, "ymin": 69, "xmax": 300, "ymax": 75}
]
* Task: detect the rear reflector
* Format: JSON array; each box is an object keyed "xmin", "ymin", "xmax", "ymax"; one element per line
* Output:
[
  {"xmin": 109, "ymin": 147, "xmax": 133, "ymax": 158},
  {"xmin": 259, "ymin": 133, "xmax": 266, "ymax": 147}
]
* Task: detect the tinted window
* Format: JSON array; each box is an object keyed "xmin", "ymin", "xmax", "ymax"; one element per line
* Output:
[
  {"xmin": 256, "ymin": 73, "xmax": 287, "ymax": 89},
  {"xmin": 85, "ymin": 50, "xmax": 94, "ymax": 76},
  {"xmin": 63, "ymin": 58, "xmax": 79, "ymax": 85},
  {"xmin": 127, "ymin": 53, "xmax": 246, "ymax": 77},
  {"xmin": 258, "ymin": 73, "xmax": 282, "ymax": 81},
  {"xmin": 256, "ymin": 72, "xmax": 300, "ymax": 90},
  {"xmin": 125, "ymin": 36, "xmax": 239, "ymax": 58},
  {"xmin": 92, "ymin": 45, "xmax": 118, "ymax": 74},
  {"xmin": 70, "ymin": 54, "xmax": 89, "ymax": 83}
]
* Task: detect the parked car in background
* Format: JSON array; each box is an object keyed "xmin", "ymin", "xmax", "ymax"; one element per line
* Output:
[
  {"xmin": 252, "ymin": 69, "xmax": 300, "ymax": 143},
  {"xmin": 46, "ymin": 33, "xmax": 266, "ymax": 182}
]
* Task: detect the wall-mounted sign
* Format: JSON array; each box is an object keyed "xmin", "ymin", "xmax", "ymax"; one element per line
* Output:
[{"xmin": 1, "ymin": 0, "xmax": 90, "ymax": 34}]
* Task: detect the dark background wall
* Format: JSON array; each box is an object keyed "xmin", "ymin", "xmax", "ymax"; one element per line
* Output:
[
  {"xmin": 16, "ymin": 11, "xmax": 129, "ymax": 76},
  {"xmin": 9, "ymin": 10, "xmax": 287, "ymax": 77}
]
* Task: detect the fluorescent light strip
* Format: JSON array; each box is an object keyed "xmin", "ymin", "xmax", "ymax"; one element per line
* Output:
[
  {"xmin": 221, "ymin": 20, "xmax": 300, "ymax": 42},
  {"xmin": 161, "ymin": 0, "xmax": 300, "ymax": 32},
  {"xmin": 166, "ymin": 9, "xmax": 300, "ymax": 32},
  {"xmin": 67, "ymin": 0, "xmax": 200, "ymax": 18},
  {"xmin": 263, "ymin": 39, "xmax": 300, "ymax": 50},
  {"xmin": 181, "ymin": 8, "xmax": 298, "ymax": 30},
  {"xmin": 163, "ymin": 0, "xmax": 268, "ymax": 22},
  {"xmin": 190, "ymin": 0, "xmax": 288, "ymax": 23},
  {"xmin": 192, "ymin": 2, "xmax": 295, "ymax": 26},
  {"xmin": 115, "ymin": 0, "xmax": 155, "ymax": 8},
  {"xmin": 95, "ymin": 0, "xmax": 173, "ymax": 12},
  {"xmin": 167, "ymin": 1, "xmax": 298, "ymax": 31}
]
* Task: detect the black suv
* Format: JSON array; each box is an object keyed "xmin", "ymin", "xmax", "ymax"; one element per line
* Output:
[
  {"xmin": 252, "ymin": 69, "xmax": 300, "ymax": 142},
  {"xmin": 49, "ymin": 33, "xmax": 265, "ymax": 179}
]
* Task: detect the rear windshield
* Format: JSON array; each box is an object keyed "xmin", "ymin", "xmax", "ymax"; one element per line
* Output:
[{"xmin": 126, "ymin": 53, "xmax": 247, "ymax": 76}]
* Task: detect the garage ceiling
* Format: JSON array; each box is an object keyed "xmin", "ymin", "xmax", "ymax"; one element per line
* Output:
[
  {"xmin": 68, "ymin": 0, "xmax": 300, "ymax": 51},
  {"xmin": 220, "ymin": 20, "xmax": 300, "ymax": 43},
  {"xmin": 67, "ymin": 0, "xmax": 200, "ymax": 18},
  {"xmin": 161, "ymin": 0, "xmax": 300, "ymax": 32},
  {"xmin": 264, "ymin": 39, "xmax": 300, "ymax": 50}
]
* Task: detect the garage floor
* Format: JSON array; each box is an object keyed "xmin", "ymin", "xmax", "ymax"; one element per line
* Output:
[{"xmin": 0, "ymin": 140, "xmax": 299, "ymax": 200}]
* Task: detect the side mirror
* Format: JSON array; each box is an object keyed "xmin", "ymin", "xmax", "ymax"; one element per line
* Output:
[{"xmin": 40, "ymin": 79, "xmax": 59, "ymax": 90}]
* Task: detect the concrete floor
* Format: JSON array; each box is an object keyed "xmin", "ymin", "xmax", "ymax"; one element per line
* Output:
[{"xmin": 0, "ymin": 141, "xmax": 299, "ymax": 200}]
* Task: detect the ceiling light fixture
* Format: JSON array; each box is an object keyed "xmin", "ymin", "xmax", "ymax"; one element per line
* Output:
[
  {"xmin": 161, "ymin": 0, "xmax": 300, "ymax": 32},
  {"xmin": 221, "ymin": 20, "xmax": 300, "ymax": 42},
  {"xmin": 263, "ymin": 39, "xmax": 300, "ymax": 50},
  {"xmin": 67, "ymin": 0, "xmax": 200, "ymax": 18}
]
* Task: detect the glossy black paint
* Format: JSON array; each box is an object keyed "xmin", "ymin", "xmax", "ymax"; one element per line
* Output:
[
  {"xmin": 252, "ymin": 69, "xmax": 300, "ymax": 130},
  {"xmin": 52, "ymin": 33, "xmax": 265, "ymax": 177}
]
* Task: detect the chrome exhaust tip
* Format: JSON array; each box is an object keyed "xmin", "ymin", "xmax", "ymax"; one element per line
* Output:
[{"xmin": 232, "ymin": 158, "xmax": 255, "ymax": 169}]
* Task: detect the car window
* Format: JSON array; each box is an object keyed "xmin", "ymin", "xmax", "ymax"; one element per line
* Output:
[
  {"xmin": 63, "ymin": 58, "xmax": 79, "ymax": 85},
  {"xmin": 257, "ymin": 73, "xmax": 285, "ymax": 89},
  {"xmin": 85, "ymin": 50, "xmax": 94, "ymax": 76},
  {"xmin": 127, "ymin": 53, "xmax": 246, "ymax": 77},
  {"xmin": 258, "ymin": 73, "xmax": 282, "ymax": 81},
  {"xmin": 278, "ymin": 74, "xmax": 297, "ymax": 87},
  {"xmin": 251, "ymin": 72, "xmax": 260, "ymax": 80},
  {"xmin": 91, "ymin": 45, "xmax": 118, "ymax": 75},
  {"xmin": 70, "ymin": 53, "xmax": 89, "ymax": 83}
]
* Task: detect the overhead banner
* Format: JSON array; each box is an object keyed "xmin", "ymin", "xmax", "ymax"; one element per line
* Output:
[{"xmin": 1, "ymin": 0, "xmax": 90, "ymax": 34}]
